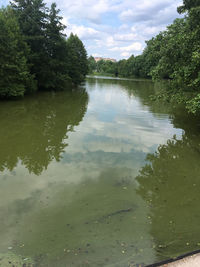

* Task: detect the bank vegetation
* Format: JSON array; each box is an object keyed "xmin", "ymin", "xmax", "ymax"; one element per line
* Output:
[{"xmin": 88, "ymin": 0, "xmax": 200, "ymax": 114}]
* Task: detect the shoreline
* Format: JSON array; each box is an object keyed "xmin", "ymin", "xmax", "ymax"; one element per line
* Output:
[{"xmin": 162, "ymin": 253, "xmax": 200, "ymax": 267}]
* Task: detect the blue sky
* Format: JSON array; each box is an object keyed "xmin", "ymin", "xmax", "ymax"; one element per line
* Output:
[{"xmin": 1, "ymin": 0, "xmax": 183, "ymax": 60}]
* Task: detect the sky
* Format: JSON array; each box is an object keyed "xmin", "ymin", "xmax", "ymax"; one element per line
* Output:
[{"xmin": 1, "ymin": 0, "xmax": 183, "ymax": 60}]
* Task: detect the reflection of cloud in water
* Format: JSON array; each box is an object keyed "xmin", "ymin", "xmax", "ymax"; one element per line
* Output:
[
  {"xmin": 67, "ymin": 85, "xmax": 183, "ymax": 155},
  {"xmin": 0, "ymin": 80, "xmax": 183, "ymax": 213},
  {"xmin": 0, "ymin": 80, "xmax": 184, "ymax": 207},
  {"xmin": 0, "ymin": 78, "xmax": 185, "ymax": 266},
  {"xmin": 0, "ymin": 165, "xmax": 157, "ymax": 266},
  {"xmin": 0, "ymin": 148, "xmax": 145, "ymax": 207}
]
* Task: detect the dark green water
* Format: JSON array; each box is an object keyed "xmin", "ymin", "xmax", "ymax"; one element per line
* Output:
[{"xmin": 0, "ymin": 77, "xmax": 200, "ymax": 267}]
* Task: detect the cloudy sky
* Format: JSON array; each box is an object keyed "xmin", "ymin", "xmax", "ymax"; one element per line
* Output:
[{"xmin": 1, "ymin": 0, "xmax": 182, "ymax": 60}]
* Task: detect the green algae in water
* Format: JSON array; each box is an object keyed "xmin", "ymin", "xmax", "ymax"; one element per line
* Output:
[
  {"xmin": 0, "ymin": 78, "xmax": 200, "ymax": 266},
  {"xmin": 0, "ymin": 252, "xmax": 33, "ymax": 267}
]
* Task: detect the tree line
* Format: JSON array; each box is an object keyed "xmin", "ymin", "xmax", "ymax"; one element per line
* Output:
[
  {"xmin": 88, "ymin": 0, "xmax": 200, "ymax": 114},
  {"xmin": 0, "ymin": 0, "xmax": 88, "ymax": 98}
]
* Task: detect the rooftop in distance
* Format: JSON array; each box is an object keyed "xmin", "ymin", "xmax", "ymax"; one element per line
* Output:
[{"xmin": 94, "ymin": 57, "xmax": 117, "ymax": 63}]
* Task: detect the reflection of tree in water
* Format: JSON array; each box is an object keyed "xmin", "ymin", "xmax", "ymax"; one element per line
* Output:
[
  {"xmin": 87, "ymin": 77, "xmax": 154, "ymax": 93},
  {"xmin": 87, "ymin": 77, "xmax": 171, "ymax": 116},
  {"xmin": 103, "ymin": 76, "xmax": 200, "ymax": 261},
  {"xmin": 136, "ymin": 132, "xmax": 200, "ymax": 261},
  {"xmin": 123, "ymin": 78, "xmax": 200, "ymax": 134},
  {"xmin": 0, "ymin": 89, "xmax": 88, "ymax": 175},
  {"xmin": 87, "ymin": 78, "xmax": 200, "ymax": 260},
  {"xmin": 87, "ymin": 77, "xmax": 200, "ymax": 261}
]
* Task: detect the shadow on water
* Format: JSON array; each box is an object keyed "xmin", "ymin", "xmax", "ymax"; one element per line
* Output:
[{"xmin": 0, "ymin": 88, "xmax": 89, "ymax": 175}]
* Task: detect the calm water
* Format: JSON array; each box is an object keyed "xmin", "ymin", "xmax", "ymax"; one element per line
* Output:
[{"xmin": 0, "ymin": 77, "xmax": 200, "ymax": 266}]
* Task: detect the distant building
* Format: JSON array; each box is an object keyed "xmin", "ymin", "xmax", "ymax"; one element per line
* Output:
[{"xmin": 94, "ymin": 57, "xmax": 117, "ymax": 63}]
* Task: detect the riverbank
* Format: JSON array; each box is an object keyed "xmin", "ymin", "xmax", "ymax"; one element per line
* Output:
[
  {"xmin": 162, "ymin": 253, "xmax": 200, "ymax": 267},
  {"xmin": 87, "ymin": 74, "xmax": 152, "ymax": 82}
]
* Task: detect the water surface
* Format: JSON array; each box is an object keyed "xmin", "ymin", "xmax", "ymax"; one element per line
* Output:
[{"xmin": 0, "ymin": 77, "xmax": 200, "ymax": 266}]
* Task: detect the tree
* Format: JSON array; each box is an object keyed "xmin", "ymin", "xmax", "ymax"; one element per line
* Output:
[
  {"xmin": 0, "ymin": 7, "xmax": 36, "ymax": 97},
  {"xmin": 88, "ymin": 56, "xmax": 97, "ymax": 73},
  {"xmin": 0, "ymin": 0, "xmax": 89, "ymax": 98},
  {"xmin": 43, "ymin": 3, "xmax": 70, "ymax": 90},
  {"xmin": 177, "ymin": 0, "xmax": 200, "ymax": 13},
  {"xmin": 117, "ymin": 59, "xmax": 128, "ymax": 77},
  {"xmin": 11, "ymin": 0, "xmax": 49, "ymax": 88},
  {"xmin": 66, "ymin": 33, "xmax": 88, "ymax": 84},
  {"xmin": 150, "ymin": 19, "xmax": 188, "ymax": 81}
]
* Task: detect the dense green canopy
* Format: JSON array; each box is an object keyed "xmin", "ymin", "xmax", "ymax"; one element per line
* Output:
[
  {"xmin": 0, "ymin": 7, "xmax": 36, "ymax": 97},
  {"xmin": 66, "ymin": 33, "xmax": 89, "ymax": 85},
  {"xmin": 177, "ymin": 0, "xmax": 200, "ymax": 13},
  {"xmin": 0, "ymin": 0, "xmax": 88, "ymax": 98}
]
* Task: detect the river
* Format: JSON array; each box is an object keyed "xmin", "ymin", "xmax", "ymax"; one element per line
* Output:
[{"xmin": 0, "ymin": 76, "xmax": 200, "ymax": 266}]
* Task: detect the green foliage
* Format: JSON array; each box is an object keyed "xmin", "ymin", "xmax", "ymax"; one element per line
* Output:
[
  {"xmin": 118, "ymin": 56, "xmax": 141, "ymax": 78},
  {"xmin": 117, "ymin": 59, "xmax": 128, "ymax": 77},
  {"xmin": 66, "ymin": 33, "xmax": 88, "ymax": 85},
  {"xmin": 93, "ymin": 0, "xmax": 200, "ymax": 114},
  {"xmin": 88, "ymin": 56, "xmax": 97, "ymax": 73},
  {"xmin": 127, "ymin": 55, "xmax": 147, "ymax": 78},
  {"xmin": 0, "ymin": 0, "xmax": 88, "ymax": 98},
  {"xmin": 11, "ymin": 0, "xmax": 48, "ymax": 88},
  {"xmin": 150, "ymin": 19, "xmax": 188, "ymax": 81},
  {"xmin": 88, "ymin": 55, "xmax": 147, "ymax": 78},
  {"xmin": 186, "ymin": 94, "xmax": 200, "ymax": 113},
  {"xmin": 149, "ymin": 6, "xmax": 200, "ymax": 113},
  {"xmin": 0, "ymin": 7, "xmax": 36, "ymax": 98},
  {"xmin": 42, "ymin": 3, "xmax": 70, "ymax": 90},
  {"xmin": 177, "ymin": 0, "xmax": 200, "ymax": 13},
  {"xmin": 88, "ymin": 57, "xmax": 119, "ymax": 76},
  {"xmin": 142, "ymin": 33, "xmax": 165, "ymax": 78}
]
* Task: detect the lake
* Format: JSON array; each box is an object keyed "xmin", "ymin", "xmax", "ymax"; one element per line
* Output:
[{"xmin": 0, "ymin": 76, "xmax": 200, "ymax": 266}]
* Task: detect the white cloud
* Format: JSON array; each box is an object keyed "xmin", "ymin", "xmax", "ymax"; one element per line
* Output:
[
  {"xmin": 66, "ymin": 25, "xmax": 101, "ymax": 40},
  {"xmin": 110, "ymin": 42, "xmax": 143, "ymax": 53},
  {"xmin": 143, "ymin": 26, "xmax": 164, "ymax": 35},
  {"xmin": 121, "ymin": 52, "xmax": 131, "ymax": 58},
  {"xmin": 120, "ymin": 9, "xmax": 135, "ymax": 22},
  {"xmin": 119, "ymin": 24, "xmax": 130, "ymax": 31},
  {"xmin": 45, "ymin": 0, "xmax": 183, "ymax": 59},
  {"xmin": 59, "ymin": 0, "xmax": 111, "ymax": 24},
  {"xmin": 124, "ymin": 42, "xmax": 143, "ymax": 52},
  {"xmin": 92, "ymin": 53, "xmax": 103, "ymax": 57},
  {"xmin": 114, "ymin": 33, "xmax": 137, "ymax": 41},
  {"xmin": 106, "ymin": 36, "xmax": 117, "ymax": 47}
]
